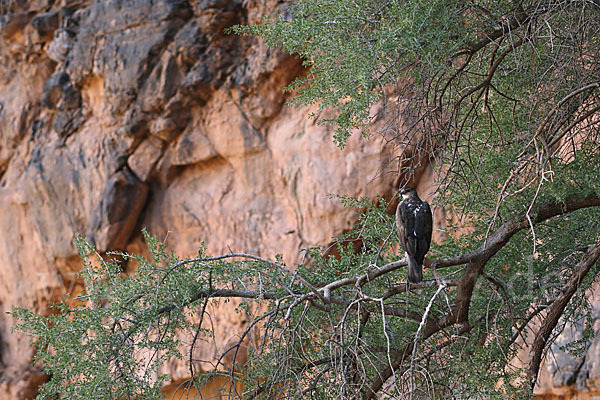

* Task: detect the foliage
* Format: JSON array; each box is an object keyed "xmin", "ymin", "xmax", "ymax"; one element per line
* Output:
[
  {"xmin": 12, "ymin": 0, "xmax": 600, "ymax": 399},
  {"xmin": 12, "ymin": 196, "xmax": 600, "ymax": 399}
]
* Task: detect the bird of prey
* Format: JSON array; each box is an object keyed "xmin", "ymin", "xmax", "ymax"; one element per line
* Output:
[{"xmin": 396, "ymin": 186, "xmax": 433, "ymax": 283}]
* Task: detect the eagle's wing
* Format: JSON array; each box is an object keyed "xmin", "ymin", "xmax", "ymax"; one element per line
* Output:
[
  {"xmin": 414, "ymin": 201, "xmax": 433, "ymax": 255},
  {"xmin": 396, "ymin": 201, "xmax": 417, "ymax": 256}
]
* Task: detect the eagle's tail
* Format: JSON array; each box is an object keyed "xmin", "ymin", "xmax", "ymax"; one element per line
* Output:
[{"xmin": 406, "ymin": 253, "xmax": 423, "ymax": 283}]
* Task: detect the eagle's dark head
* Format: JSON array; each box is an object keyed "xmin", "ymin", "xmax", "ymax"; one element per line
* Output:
[{"xmin": 400, "ymin": 186, "xmax": 418, "ymax": 200}]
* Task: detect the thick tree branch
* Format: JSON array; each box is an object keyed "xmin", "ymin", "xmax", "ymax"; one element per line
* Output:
[
  {"xmin": 364, "ymin": 193, "xmax": 600, "ymax": 399},
  {"xmin": 463, "ymin": 5, "xmax": 530, "ymax": 54},
  {"xmin": 528, "ymin": 234, "xmax": 600, "ymax": 388},
  {"xmin": 454, "ymin": 194, "xmax": 600, "ymax": 325},
  {"xmin": 429, "ymin": 194, "xmax": 600, "ymax": 270}
]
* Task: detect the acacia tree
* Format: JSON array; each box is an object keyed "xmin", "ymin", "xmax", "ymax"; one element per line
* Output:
[{"xmin": 12, "ymin": 0, "xmax": 600, "ymax": 399}]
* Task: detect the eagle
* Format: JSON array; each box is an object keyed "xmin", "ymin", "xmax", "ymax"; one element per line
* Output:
[{"xmin": 395, "ymin": 186, "xmax": 433, "ymax": 283}]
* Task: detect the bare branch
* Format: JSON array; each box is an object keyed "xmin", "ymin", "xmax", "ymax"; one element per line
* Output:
[{"xmin": 173, "ymin": 252, "xmax": 328, "ymax": 305}]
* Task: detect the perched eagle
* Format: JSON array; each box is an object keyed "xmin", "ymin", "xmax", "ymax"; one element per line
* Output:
[{"xmin": 395, "ymin": 187, "xmax": 433, "ymax": 283}]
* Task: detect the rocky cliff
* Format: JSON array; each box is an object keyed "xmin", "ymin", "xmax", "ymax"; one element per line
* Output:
[
  {"xmin": 0, "ymin": 0, "xmax": 405, "ymax": 397},
  {"xmin": 0, "ymin": 0, "xmax": 597, "ymax": 399}
]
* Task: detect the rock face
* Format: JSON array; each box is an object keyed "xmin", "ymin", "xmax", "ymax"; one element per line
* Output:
[
  {"xmin": 0, "ymin": 1, "xmax": 596, "ymax": 399},
  {"xmin": 533, "ymin": 281, "xmax": 600, "ymax": 399},
  {"xmin": 0, "ymin": 0, "xmax": 403, "ymax": 397}
]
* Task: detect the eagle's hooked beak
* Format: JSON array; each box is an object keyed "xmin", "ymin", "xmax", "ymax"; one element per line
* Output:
[{"xmin": 400, "ymin": 186, "xmax": 415, "ymax": 199}]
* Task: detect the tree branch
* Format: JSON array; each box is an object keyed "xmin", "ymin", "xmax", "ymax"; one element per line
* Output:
[
  {"xmin": 172, "ymin": 252, "xmax": 328, "ymax": 305},
  {"xmin": 429, "ymin": 194, "xmax": 600, "ymax": 270},
  {"xmin": 364, "ymin": 193, "xmax": 600, "ymax": 399},
  {"xmin": 528, "ymin": 234, "xmax": 600, "ymax": 388}
]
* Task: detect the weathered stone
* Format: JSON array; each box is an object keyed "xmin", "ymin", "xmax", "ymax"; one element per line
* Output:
[
  {"xmin": 0, "ymin": 5, "xmax": 415, "ymax": 396},
  {"xmin": 178, "ymin": 55, "xmax": 221, "ymax": 104},
  {"xmin": 191, "ymin": 0, "xmax": 236, "ymax": 15},
  {"xmin": 171, "ymin": 126, "xmax": 217, "ymax": 166},
  {"xmin": 29, "ymin": 9, "xmax": 60, "ymax": 41},
  {"xmin": 150, "ymin": 116, "xmax": 179, "ymax": 141},
  {"xmin": 128, "ymin": 137, "xmax": 165, "ymax": 182},
  {"xmin": 46, "ymin": 28, "xmax": 72, "ymax": 63},
  {"xmin": 87, "ymin": 168, "xmax": 149, "ymax": 252},
  {"xmin": 65, "ymin": 0, "xmax": 193, "ymax": 117},
  {"xmin": 196, "ymin": 4, "xmax": 239, "ymax": 38},
  {"xmin": 172, "ymin": 19, "xmax": 208, "ymax": 68},
  {"xmin": 52, "ymin": 109, "xmax": 85, "ymax": 137},
  {"xmin": 0, "ymin": 12, "xmax": 33, "ymax": 39},
  {"xmin": 140, "ymin": 54, "xmax": 183, "ymax": 113},
  {"xmin": 41, "ymin": 71, "xmax": 81, "ymax": 110},
  {"xmin": 119, "ymin": 106, "xmax": 150, "ymax": 138}
]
